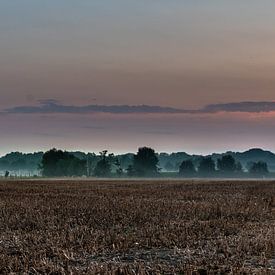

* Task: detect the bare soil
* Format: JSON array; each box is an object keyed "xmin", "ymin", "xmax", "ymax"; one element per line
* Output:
[{"xmin": 0, "ymin": 179, "xmax": 274, "ymax": 274}]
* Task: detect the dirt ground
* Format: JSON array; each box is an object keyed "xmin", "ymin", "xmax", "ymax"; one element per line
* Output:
[{"xmin": 0, "ymin": 179, "xmax": 274, "ymax": 274}]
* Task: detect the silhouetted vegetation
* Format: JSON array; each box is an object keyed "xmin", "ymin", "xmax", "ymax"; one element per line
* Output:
[
  {"xmin": 41, "ymin": 149, "xmax": 86, "ymax": 177},
  {"xmin": 0, "ymin": 152, "xmax": 43, "ymax": 176},
  {"xmin": 4, "ymin": 171, "xmax": 9, "ymax": 178},
  {"xmin": 179, "ymin": 159, "xmax": 196, "ymax": 177},
  {"xmin": 114, "ymin": 158, "xmax": 123, "ymax": 177},
  {"xmin": 93, "ymin": 151, "xmax": 112, "ymax": 177},
  {"xmin": 217, "ymin": 155, "xmax": 237, "ymax": 173},
  {"xmin": 249, "ymin": 161, "xmax": 269, "ymax": 177},
  {"xmin": 132, "ymin": 147, "xmax": 159, "ymax": 177},
  {"xmin": 0, "ymin": 147, "xmax": 273, "ymax": 178},
  {"xmin": 198, "ymin": 157, "xmax": 216, "ymax": 176},
  {"xmin": 216, "ymin": 155, "xmax": 243, "ymax": 176}
]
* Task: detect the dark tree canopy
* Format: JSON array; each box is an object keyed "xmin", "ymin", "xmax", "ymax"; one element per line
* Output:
[
  {"xmin": 133, "ymin": 147, "xmax": 159, "ymax": 177},
  {"xmin": 217, "ymin": 155, "xmax": 236, "ymax": 172},
  {"xmin": 249, "ymin": 161, "xmax": 269, "ymax": 176},
  {"xmin": 179, "ymin": 160, "xmax": 196, "ymax": 177},
  {"xmin": 19, "ymin": 147, "xmax": 273, "ymax": 178},
  {"xmin": 0, "ymin": 152, "xmax": 43, "ymax": 172},
  {"xmin": 41, "ymin": 149, "xmax": 86, "ymax": 177},
  {"xmin": 198, "ymin": 157, "xmax": 216, "ymax": 176},
  {"xmin": 4, "ymin": 171, "xmax": 9, "ymax": 178},
  {"xmin": 93, "ymin": 150, "xmax": 112, "ymax": 177},
  {"xmin": 114, "ymin": 158, "xmax": 123, "ymax": 177},
  {"xmin": 216, "ymin": 155, "xmax": 243, "ymax": 175}
]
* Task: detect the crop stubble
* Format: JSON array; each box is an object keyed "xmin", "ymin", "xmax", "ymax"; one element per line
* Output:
[{"xmin": 0, "ymin": 179, "xmax": 274, "ymax": 274}]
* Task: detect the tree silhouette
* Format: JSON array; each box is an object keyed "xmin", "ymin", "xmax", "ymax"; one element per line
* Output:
[
  {"xmin": 86, "ymin": 153, "xmax": 97, "ymax": 177},
  {"xmin": 216, "ymin": 155, "xmax": 243, "ymax": 176},
  {"xmin": 249, "ymin": 161, "xmax": 269, "ymax": 176},
  {"xmin": 133, "ymin": 147, "xmax": 159, "ymax": 177},
  {"xmin": 179, "ymin": 160, "xmax": 196, "ymax": 177},
  {"xmin": 198, "ymin": 157, "xmax": 216, "ymax": 176},
  {"xmin": 41, "ymin": 149, "xmax": 86, "ymax": 177},
  {"xmin": 93, "ymin": 150, "xmax": 112, "ymax": 177},
  {"xmin": 41, "ymin": 149, "xmax": 64, "ymax": 177},
  {"xmin": 114, "ymin": 158, "xmax": 123, "ymax": 177},
  {"xmin": 4, "ymin": 171, "xmax": 9, "ymax": 178}
]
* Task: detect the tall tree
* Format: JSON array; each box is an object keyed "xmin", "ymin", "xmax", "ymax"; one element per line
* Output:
[
  {"xmin": 249, "ymin": 161, "xmax": 269, "ymax": 176},
  {"xmin": 93, "ymin": 150, "xmax": 112, "ymax": 177},
  {"xmin": 179, "ymin": 160, "xmax": 196, "ymax": 177},
  {"xmin": 217, "ymin": 155, "xmax": 240, "ymax": 175},
  {"xmin": 197, "ymin": 157, "xmax": 216, "ymax": 176},
  {"xmin": 41, "ymin": 149, "xmax": 66, "ymax": 177},
  {"xmin": 114, "ymin": 158, "xmax": 123, "ymax": 177},
  {"xmin": 133, "ymin": 147, "xmax": 159, "ymax": 177},
  {"xmin": 41, "ymin": 149, "xmax": 86, "ymax": 177}
]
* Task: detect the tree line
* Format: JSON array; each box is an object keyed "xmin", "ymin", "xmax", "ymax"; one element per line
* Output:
[
  {"xmin": 40, "ymin": 147, "xmax": 269, "ymax": 178},
  {"xmin": 179, "ymin": 155, "xmax": 268, "ymax": 177}
]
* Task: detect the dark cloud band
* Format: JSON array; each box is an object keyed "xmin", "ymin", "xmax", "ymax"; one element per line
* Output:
[
  {"xmin": 2, "ymin": 100, "xmax": 275, "ymax": 115},
  {"xmin": 202, "ymin": 102, "xmax": 275, "ymax": 113},
  {"xmin": 2, "ymin": 99, "xmax": 184, "ymax": 114}
]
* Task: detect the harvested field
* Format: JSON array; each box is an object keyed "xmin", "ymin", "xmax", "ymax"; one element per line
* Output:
[{"xmin": 0, "ymin": 179, "xmax": 274, "ymax": 274}]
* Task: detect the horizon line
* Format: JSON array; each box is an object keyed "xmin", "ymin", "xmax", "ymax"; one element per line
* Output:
[
  {"xmin": 0, "ymin": 147, "xmax": 272, "ymax": 158},
  {"xmin": 2, "ymin": 100, "xmax": 275, "ymax": 115}
]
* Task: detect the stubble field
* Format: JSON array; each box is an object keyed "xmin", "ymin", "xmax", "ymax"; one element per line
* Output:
[{"xmin": 0, "ymin": 179, "xmax": 274, "ymax": 274}]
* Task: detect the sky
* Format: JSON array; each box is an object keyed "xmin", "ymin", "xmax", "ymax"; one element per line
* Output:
[{"xmin": 1, "ymin": 0, "xmax": 275, "ymax": 155}]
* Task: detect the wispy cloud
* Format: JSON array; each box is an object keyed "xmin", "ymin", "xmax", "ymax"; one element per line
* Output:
[
  {"xmin": 201, "ymin": 102, "xmax": 275, "ymax": 113},
  {"xmin": 2, "ymin": 100, "xmax": 183, "ymax": 114},
  {"xmin": 2, "ymin": 100, "xmax": 275, "ymax": 115}
]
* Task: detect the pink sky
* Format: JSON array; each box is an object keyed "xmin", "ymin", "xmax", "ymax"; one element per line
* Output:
[
  {"xmin": 1, "ymin": 110, "xmax": 275, "ymax": 155},
  {"xmin": 1, "ymin": 1, "xmax": 275, "ymax": 154}
]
